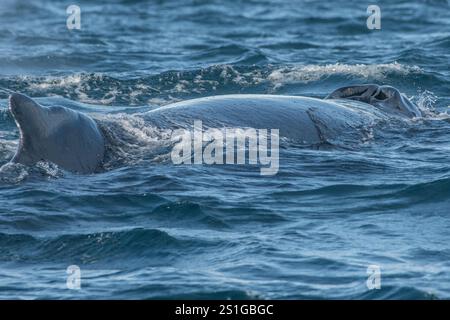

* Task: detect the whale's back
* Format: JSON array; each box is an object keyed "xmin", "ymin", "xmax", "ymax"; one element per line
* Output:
[{"xmin": 145, "ymin": 94, "xmax": 378, "ymax": 145}]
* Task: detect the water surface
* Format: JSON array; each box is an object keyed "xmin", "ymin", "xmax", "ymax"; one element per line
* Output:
[{"xmin": 0, "ymin": 0, "xmax": 449, "ymax": 299}]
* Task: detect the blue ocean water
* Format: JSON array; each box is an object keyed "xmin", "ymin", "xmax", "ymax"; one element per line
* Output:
[{"xmin": 0, "ymin": 0, "xmax": 449, "ymax": 299}]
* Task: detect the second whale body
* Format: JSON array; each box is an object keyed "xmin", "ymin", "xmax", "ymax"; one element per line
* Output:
[{"xmin": 7, "ymin": 84, "xmax": 421, "ymax": 173}]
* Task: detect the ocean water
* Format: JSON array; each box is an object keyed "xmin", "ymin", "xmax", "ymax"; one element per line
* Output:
[{"xmin": 0, "ymin": 0, "xmax": 449, "ymax": 299}]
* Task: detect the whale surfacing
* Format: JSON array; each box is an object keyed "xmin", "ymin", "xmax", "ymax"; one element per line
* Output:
[{"xmin": 7, "ymin": 84, "xmax": 420, "ymax": 174}]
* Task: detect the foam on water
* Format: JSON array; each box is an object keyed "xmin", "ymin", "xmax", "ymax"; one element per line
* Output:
[{"xmin": 0, "ymin": 63, "xmax": 429, "ymax": 106}]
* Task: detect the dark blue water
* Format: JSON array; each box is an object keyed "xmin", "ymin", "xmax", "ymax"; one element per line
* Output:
[{"xmin": 0, "ymin": 0, "xmax": 449, "ymax": 299}]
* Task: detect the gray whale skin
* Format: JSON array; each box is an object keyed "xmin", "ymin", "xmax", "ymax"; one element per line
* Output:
[{"xmin": 8, "ymin": 84, "xmax": 421, "ymax": 173}]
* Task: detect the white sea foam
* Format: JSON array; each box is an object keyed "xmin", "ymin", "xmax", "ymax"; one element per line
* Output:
[
  {"xmin": 267, "ymin": 62, "xmax": 422, "ymax": 87},
  {"xmin": 0, "ymin": 162, "xmax": 29, "ymax": 183},
  {"xmin": 97, "ymin": 113, "xmax": 174, "ymax": 168},
  {"xmin": 8, "ymin": 63, "xmax": 424, "ymax": 106}
]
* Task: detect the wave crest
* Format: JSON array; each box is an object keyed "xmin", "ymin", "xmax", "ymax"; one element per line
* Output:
[{"xmin": 0, "ymin": 63, "xmax": 428, "ymax": 106}]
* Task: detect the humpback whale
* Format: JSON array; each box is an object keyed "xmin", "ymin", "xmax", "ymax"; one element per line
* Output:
[{"xmin": 7, "ymin": 84, "xmax": 420, "ymax": 174}]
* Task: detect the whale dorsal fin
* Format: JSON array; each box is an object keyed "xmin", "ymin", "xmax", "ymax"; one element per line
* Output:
[{"xmin": 9, "ymin": 93, "xmax": 105, "ymax": 173}]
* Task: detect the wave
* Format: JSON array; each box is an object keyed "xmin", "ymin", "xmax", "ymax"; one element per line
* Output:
[
  {"xmin": 0, "ymin": 228, "xmax": 218, "ymax": 265},
  {"xmin": 392, "ymin": 177, "xmax": 450, "ymax": 204},
  {"xmin": 0, "ymin": 63, "xmax": 436, "ymax": 106},
  {"xmin": 270, "ymin": 176, "xmax": 450, "ymax": 214},
  {"xmin": 266, "ymin": 62, "xmax": 423, "ymax": 86},
  {"xmin": 118, "ymin": 288, "xmax": 262, "ymax": 300}
]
